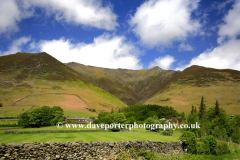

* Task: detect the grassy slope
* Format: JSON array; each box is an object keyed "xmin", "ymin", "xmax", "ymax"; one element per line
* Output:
[
  {"xmin": 0, "ymin": 106, "xmax": 32, "ymax": 117},
  {"xmin": 66, "ymin": 63, "xmax": 179, "ymax": 105},
  {"xmin": 145, "ymin": 66, "xmax": 240, "ymax": 115},
  {"xmin": 0, "ymin": 53, "xmax": 127, "ymax": 117}
]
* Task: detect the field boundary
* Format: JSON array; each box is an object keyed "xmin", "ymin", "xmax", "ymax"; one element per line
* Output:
[{"xmin": 12, "ymin": 93, "xmax": 90, "ymax": 108}]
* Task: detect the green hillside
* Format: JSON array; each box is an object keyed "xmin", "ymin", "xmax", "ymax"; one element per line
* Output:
[
  {"xmin": 145, "ymin": 65, "xmax": 240, "ymax": 115},
  {"xmin": 0, "ymin": 52, "xmax": 127, "ymax": 117}
]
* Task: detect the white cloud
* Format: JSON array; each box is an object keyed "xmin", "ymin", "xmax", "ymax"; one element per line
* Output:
[
  {"xmin": 218, "ymin": 0, "xmax": 240, "ymax": 43},
  {"xmin": 0, "ymin": 0, "xmax": 33, "ymax": 35},
  {"xmin": 129, "ymin": 0, "xmax": 200, "ymax": 48},
  {"xmin": 22, "ymin": 0, "xmax": 118, "ymax": 30},
  {"xmin": 30, "ymin": 34, "xmax": 143, "ymax": 69},
  {"xmin": 0, "ymin": 0, "xmax": 118, "ymax": 35},
  {"xmin": 148, "ymin": 55, "xmax": 175, "ymax": 70},
  {"xmin": 1, "ymin": 36, "xmax": 31, "ymax": 56},
  {"xmin": 176, "ymin": 39, "xmax": 240, "ymax": 71},
  {"xmin": 178, "ymin": 43, "xmax": 194, "ymax": 52}
]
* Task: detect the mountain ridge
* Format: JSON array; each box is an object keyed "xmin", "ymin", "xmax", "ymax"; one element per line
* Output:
[
  {"xmin": 1, "ymin": 52, "xmax": 240, "ymax": 115},
  {"xmin": 65, "ymin": 62, "xmax": 180, "ymax": 105}
]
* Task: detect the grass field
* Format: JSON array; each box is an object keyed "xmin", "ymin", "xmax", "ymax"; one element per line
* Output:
[
  {"xmin": 0, "ymin": 119, "xmax": 18, "ymax": 124},
  {"xmin": 0, "ymin": 130, "xmax": 179, "ymax": 144},
  {"xmin": 0, "ymin": 106, "xmax": 32, "ymax": 117}
]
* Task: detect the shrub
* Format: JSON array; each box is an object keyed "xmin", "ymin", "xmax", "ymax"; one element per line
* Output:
[
  {"xmin": 136, "ymin": 149, "xmax": 159, "ymax": 160},
  {"xmin": 205, "ymin": 136, "xmax": 218, "ymax": 155},
  {"xmin": 0, "ymin": 103, "xmax": 2, "ymax": 107},
  {"xmin": 180, "ymin": 131, "xmax": 197, "ymax": 154},
  {"xmin": 197, "ymin": 137, "xmax": 210, "ymax": 155},
  {"xmin": 110, "ymin": 124, "xmax": 120, "ymax": 132},
  {"xmin": 217, "ymin": 142, "xmax": 229, "ymax": 155}
]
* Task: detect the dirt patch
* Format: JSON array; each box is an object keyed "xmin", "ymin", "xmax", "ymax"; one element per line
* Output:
[
  {"xmin": 14, "ymin": 94, "xmax": 89, "ymax": 113},
  {"xmin": 57, "ymin": 95, "xmax": 88, "ymax": 110},
  {"xmin": 170, "ymin": 96, "xmax": 190, "ymax": 106}
]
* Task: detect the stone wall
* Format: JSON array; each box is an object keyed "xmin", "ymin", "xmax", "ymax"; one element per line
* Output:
[{"xmin": 0, "ymin": 140, "xmax": 183, "ymax": 159}]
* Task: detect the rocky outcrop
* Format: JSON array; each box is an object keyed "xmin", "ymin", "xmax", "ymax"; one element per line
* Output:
[{"xmin": 0, "ymin": 140, "xmax": 183, "ymax": 159}]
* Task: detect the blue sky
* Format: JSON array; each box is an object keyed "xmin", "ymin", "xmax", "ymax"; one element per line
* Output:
[{"xmin": 0, "ymin": 0, "xmax": 240, "ymax": 71}]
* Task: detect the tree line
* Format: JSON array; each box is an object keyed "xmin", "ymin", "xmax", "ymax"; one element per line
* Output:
[
  {"xmin": 94, "ymin": 104, "xmax": 183, "ymax": 125},
  {"xmin": 181, "ymin": 96, "xmax": 240, "ymax": 155}
]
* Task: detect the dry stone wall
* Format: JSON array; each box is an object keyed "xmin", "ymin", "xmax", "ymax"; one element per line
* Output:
[{"xmin": 0, "ymin": 140, "xmax": 183, "ymax": 159}]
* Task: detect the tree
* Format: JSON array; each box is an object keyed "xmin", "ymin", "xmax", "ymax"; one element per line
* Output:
[
  {"xmin": 0, "ymin": 103, "xmax": 2, "ymax": 107},
  {"xmin": 206, "ymin": 106, "xmax": 215, "ymax": 121},
  {"xmin": 191, "ymin": 105, "xmax": 194, "ymax": 114},
  {"xmin": 205, "ymin": 136, "xmax": 218, "ymax": 155},
  {"xmin": 231, "ymin": 127, "xmax": 240, "ymax": 143},
  {"xmin": 180, "ymin": 112, "xmax": 185, "ymax": 118},
  {"xmin": 18, "ymin": 112, "xmax": 30, "ymax": 128},
  {"xmin": 186, "ymin": 112, "xmax": 200, "ymax": 134},
  {"xmin": 145, "ymin": 117, "xmax": 155, "ymax": 130},
  {"xmin": 199, "ymin": 96, "xmax": 206, "ymax": 120},
  {"xmin": 111, "ymin": 107, "xmax": 114, "ymax": 114},
  {"xmin": 180, "ymin": 131, "xmax": 197, "ymax": 154},
  {"xmin": 113, "ymin": 113, "xmax": 127, "ymax": 124},
  {"xmin": 28, "ymin": 108, "xmax": 43, "ymax": 127},
  {"xmin": 215, "ymin": 100, "xmax": 220, "ymax": 117},
  {"xmin": 50, "ymin": 106, "xmax": 64, "ymax": 125},
  {"xmin": 18, "ymin": 106, "xmax": 65, "ymax": 128},
  {"xmin": 41, "ymin": 106, "xmax": 51, "ymax": 126}
]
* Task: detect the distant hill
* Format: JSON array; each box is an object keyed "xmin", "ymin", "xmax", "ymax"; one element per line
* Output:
[
  {"xmin": 66, "ymin": 62, "xmax": 179, "ymax": 105},
  {"xmin": 145, "ymin": 65, "xmax": 240, "ymax": 114},
  {"xmin": 0, "ymin": 52, "xmax": 127, "ymax": 117},
  {"xmin": 1, "ymin": 52, "xmax": 240, "ymax": 116},
  {"xmin": 67, "ymin": 63, "xmax": 240, "ymax": 115}
]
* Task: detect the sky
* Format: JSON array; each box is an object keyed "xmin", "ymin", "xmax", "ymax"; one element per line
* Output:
[{"xmin": 0, "ymin": 0, "xmax": 240, "ymax": 71}]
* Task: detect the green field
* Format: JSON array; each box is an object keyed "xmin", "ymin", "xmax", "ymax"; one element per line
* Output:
[
  {"xmin": 0, "ymin": 121, "xmax": 18, "ymax": 125},
  {"xmin": 0, "ymin": 106, "xmax": 32, "ymax": 117},
  {"xmin": 0, "ymin": 126, "xmax": 239, "ymax": 159},
  {"xmin": 0, "ymin": 130, "xmax": 179, "ymax": 144}
]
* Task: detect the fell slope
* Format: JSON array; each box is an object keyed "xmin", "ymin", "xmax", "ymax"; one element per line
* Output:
[
  {"xmin": 0, "ymin": 53, "xmax": 127, "ymax": 117},
  {"xmin": 145, "ymin": 65, "xmax": 240, "ymax": 114},
  {"xmin": 66, "ymin": 62, "xmax": 179, "ymax": 105}
]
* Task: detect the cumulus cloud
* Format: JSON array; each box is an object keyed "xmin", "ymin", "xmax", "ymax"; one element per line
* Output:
[
  {"xmin": 0, "ymin": 0, "xmax": 118, "ymax": 35},
  {"xmin": 178, "ymin": 43, "xmax": 194, "ymax": 52},
  {"xmin": 30, "ymin": 34, "xmax": 143, "ymax": 69},
  {"xmin": 176, "ymin": 0, "xmax": 240, "ymax": 71},
  {"xmin": 129, "ymin": 0, "xmax": 201, "ymax": 48},
  {"xmin": 176, "ymin": 39, "xmax": 240, "ymax": 71},
  {"xmin": 1, "ymin": 36, "xmax": 31, "ymax": 56},
  {"xmin": 0, "ymin": 0, "xmax": 33, "ymax": 35},
  {"xmin": 148, "ymin": 55, "xmax": 175, "ymax": 70},
  {"xmin": 22, "ymin": 0, "xmax": 118, "ymax": 30},
  {"xmin": 218, "ymin": 0, "xmax": 240, "ymax": 44}
]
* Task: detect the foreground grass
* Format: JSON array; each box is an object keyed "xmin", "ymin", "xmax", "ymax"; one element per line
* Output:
[{"xmin": 0, "ymin": 131, "xmax": 179, "ymax": 144}]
